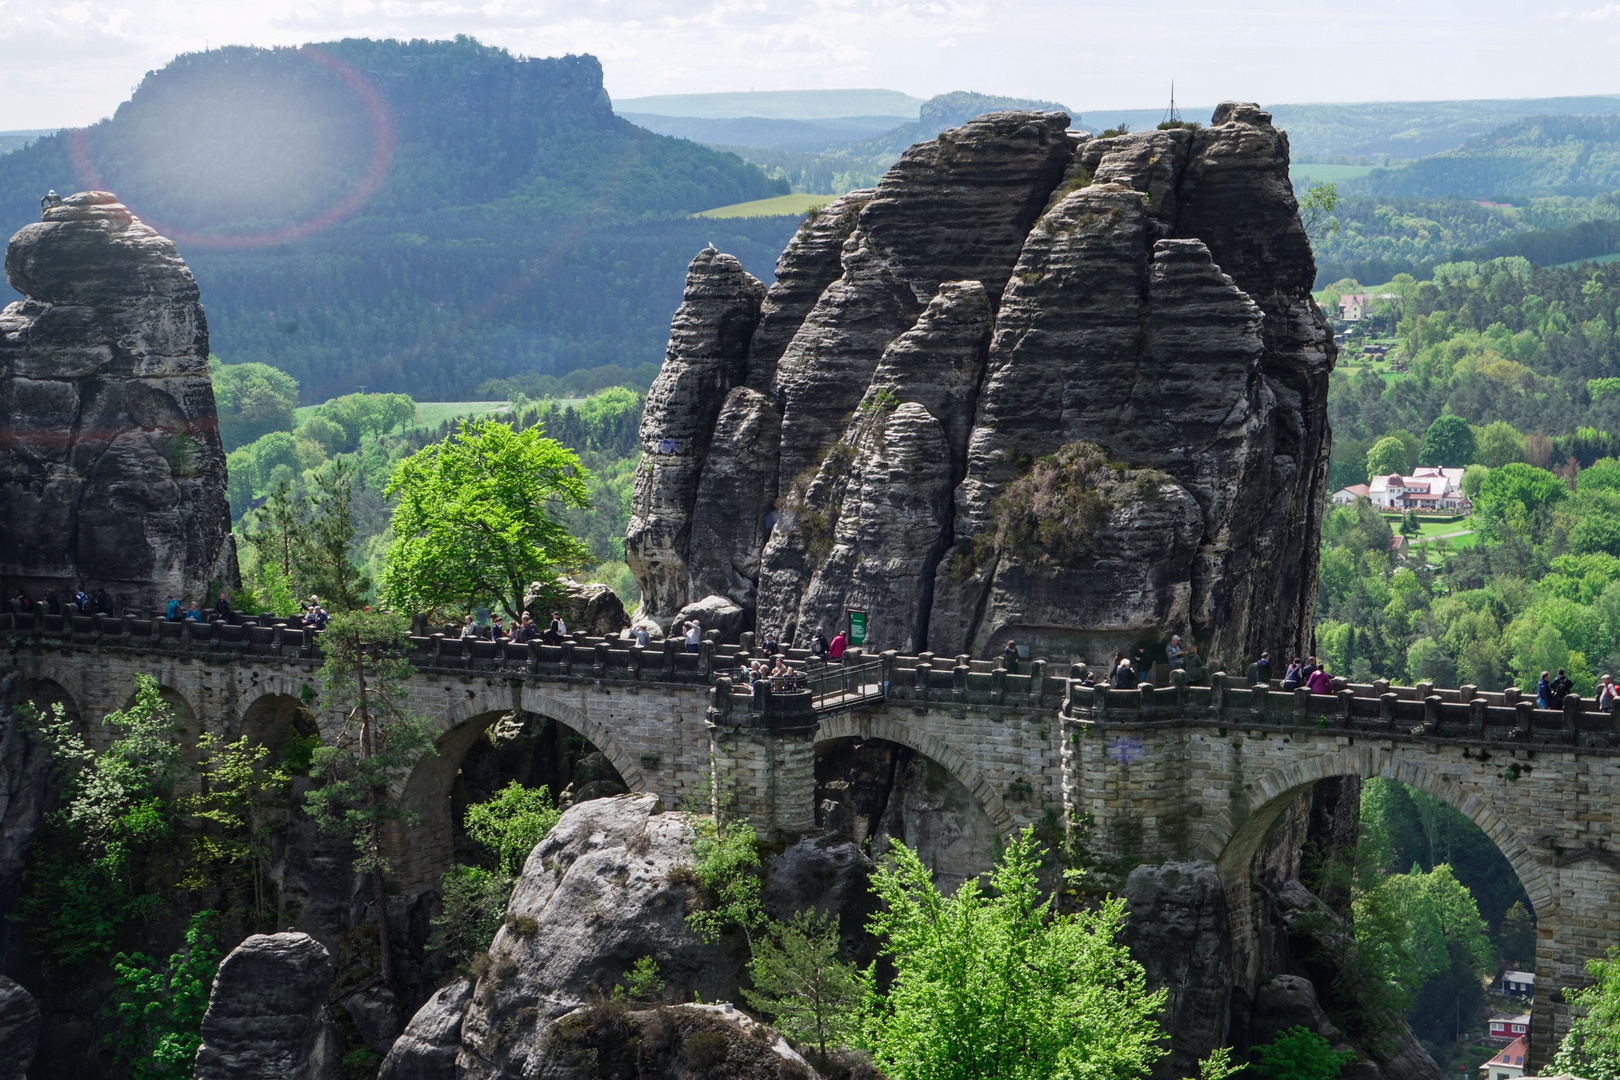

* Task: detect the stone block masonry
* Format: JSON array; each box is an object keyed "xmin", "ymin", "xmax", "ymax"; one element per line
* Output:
[{"xmin": 7, "ymin": 618, "xmax": 1619, "ymax": 1070}]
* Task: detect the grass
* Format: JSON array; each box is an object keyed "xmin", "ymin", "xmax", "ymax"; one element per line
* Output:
[
  {"xmin": 694, "ymin": 193, "xmax": 833, "ymax": 219},
  {"xmin": 293, "ymin": 400, "xmax": 512, "ymax": 433},
  {"xmin": 1556, "ymin": 250, "xmax": 1620, "ymax": 268}
]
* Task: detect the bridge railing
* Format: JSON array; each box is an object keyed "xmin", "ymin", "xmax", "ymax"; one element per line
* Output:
[{"xmin": 1063, "ymin": 670, "xmax": 1620, "ymax": 749}]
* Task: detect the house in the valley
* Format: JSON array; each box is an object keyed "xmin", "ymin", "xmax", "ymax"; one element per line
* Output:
[{"xmin": 1480, "ymin": 1036, "xmax": 1527, "ymax": 1080}]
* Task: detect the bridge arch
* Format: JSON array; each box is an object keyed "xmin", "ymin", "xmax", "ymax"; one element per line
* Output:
[
  {"xmin": 1193, "ymin": 745, "xmax": 1556, "ymax": 919},
  {"xmin": 814, "ymin": 712, "xmax": 1016, "ymax": 834},
  {"xmin": 391, "ymin": 684, "xmax": 649, "ymax": 891}
]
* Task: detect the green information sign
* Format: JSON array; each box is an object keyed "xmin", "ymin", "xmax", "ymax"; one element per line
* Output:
[{"xmin": 848, "ymin": 610, "xmax": 868, "ymax": 647}]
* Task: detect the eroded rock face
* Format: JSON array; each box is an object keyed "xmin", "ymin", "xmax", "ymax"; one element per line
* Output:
[
  {"xmin": 1121, "ymin": 861, "xmax": 1234, "ymax": 1080},
  {"xmin": 453, "ymin": 794, "xmax": 742, "ymax": 1080},
  {"xmin": 1, "ymin": 191, "xmax": 237, "ymax": 612},
  {"xmin": 529, "ymin": 1002, "xmax": 822, "ymax": 1080},
  {"xmin": 378, "ymin": 979, "xmax": 472, "ymax": 1080},
  {"xmin": 629, "ymin": 104, "xmax": 1332, "ymax": 663},
  {"xmin": 0, "ymin": 975, "xmax": 41, "ymax": 1080},
  {"xmin": 524, "ymin": 577, "xmax": 630, "ymax": 638},
  {"xmin": 624, "ymin": 248, "xmax": 765, "ymax": 624},
  {"xmin": 192, "ymin": 932, "xmax": 341, "ymax": 1080}
]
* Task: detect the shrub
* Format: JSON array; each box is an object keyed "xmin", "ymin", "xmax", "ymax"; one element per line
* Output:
[
  {"xmin": 429, "ymin": 866, "xmax": 513, "ymax": 968},
  {"xmin": 464, "ymin": 782, "xmax": 562, "ymax": 875},
  {"xmin": 1249, "ymin": 1027, "xmax": 1355, "ymax": 1080}
]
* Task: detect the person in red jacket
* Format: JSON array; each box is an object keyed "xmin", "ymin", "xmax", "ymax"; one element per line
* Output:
[
  {"xmin": 1305, "ymin": 665, "xmax": 1333, "ymax": 695},
  {"xmin": 829, "ymin": 630, "xmax": 847, "ymax": 660}
]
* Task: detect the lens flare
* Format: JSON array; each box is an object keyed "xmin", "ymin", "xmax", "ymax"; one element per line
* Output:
[{"xmin": 66, "ymin": 46, "xmax": 395, "ymax": 250}]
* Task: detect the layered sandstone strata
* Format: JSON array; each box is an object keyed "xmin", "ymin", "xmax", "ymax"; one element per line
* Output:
[
  {"xmin": 628, "ymin": 104, "xmax": 1332, "ymax": 666},
  {"xmin": 1, "ymin": 191, "xmax": 237, "ymax": 611}
]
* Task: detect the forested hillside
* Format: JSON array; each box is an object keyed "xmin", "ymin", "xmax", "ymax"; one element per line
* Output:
[
  {"xmin": 0, "ymin": 37, "xmax": 799, "ymax": 399},
  {"xmin": 1317, "ymin": 256, "xmax": 1620, "ymax": 694},
  {"xmin": 1351, "ymin": 116, "xmax": 1620, "ymax": 200}
]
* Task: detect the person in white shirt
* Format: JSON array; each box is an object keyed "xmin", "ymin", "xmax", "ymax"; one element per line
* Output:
[{"xmin": 684, "ymin": 619, "xmax": 702, "ymax": 653}]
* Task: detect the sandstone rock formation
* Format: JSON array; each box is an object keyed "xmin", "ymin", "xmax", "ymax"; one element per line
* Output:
[
  {"xmin": 386, "ymin": 794, "xmax": 743, "ymax": 1079},
  {"xmin": 628, "ymin": 105, "xmax": 1332, "ymax": 664},
  {"xmin": 193, "ymin": 931, "xmax": 342, "ymax": 1080},
  {"xmin": 524, "ymin": 577, "xmax": 630, "ymax": 638},
  {"xmin": 527, "ymin": 1002, "xmax": 823, "ymax": 1080},
  {"xmin": 0, "ymin": 671, "xmax": 51, "ymax": 922},
  {"xmin": 0, "ymin": 975, "xmax": 41, "ymax": 1080},
  {"xmin": 1, "ymin": 191, "xmax": 237, "ymax": 612}
]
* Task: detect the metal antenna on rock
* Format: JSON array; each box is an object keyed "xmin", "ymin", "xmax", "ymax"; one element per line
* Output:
[{"xmin": 1162, "ymin": 81, "xmax": 1182, "ymax": 126}]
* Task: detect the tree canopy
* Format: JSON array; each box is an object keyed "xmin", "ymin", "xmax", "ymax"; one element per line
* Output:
[
  {"xmin": 862, "ymin": 828, "xmax": 1166, "ymax": 1080},
  {"xmin": 380, "ymin": 419, "xmax": 593, "ymax": 620},
  {"xmin": 1366, "ymin": 435, "xmax": 1411, "ymax": 479},
  {"xmin": 1419, "ymin": 415, "xmax": 1476, "ymax": 467}
]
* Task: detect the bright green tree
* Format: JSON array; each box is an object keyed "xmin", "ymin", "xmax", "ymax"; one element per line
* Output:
[
  {"xmin": 1474, "ymin": 463, "xmax": 1567, "ymax": 541},
  {"xmin": 1366, "ymin": 436, "xmax": 1411, "ymax": 480},
  {"xmin": 1299, "ymin": 182, "xmax": 1340, "ymax": 244},
  {"xmin": 304, "ymin": 610, "xmax": 435, "ymax": 988},
  {"xmin": 106, "ymin": 910, "xmax": 223, "ymax": 1080},
  {"xmin": 464, "ymin": 781, "xmax": 562, "ymax": 875},
  {"xmin": 1474, "ymin": 421, "xmax": 1528, "ymax": 468},
  {"xmin": 862, "ymin": 828, "xmax": 1166, "ymax": 1080},
  {"xmin": 180, "ymin": 734, "xmax": 290, "ymax": 920},
  {"xmin": 1548, "ymin": 947, "xmax": 1620, "ymax": 1080},
  {"xmin": 686, "ymin": 817, "xmax": 767, "ymax": 947},
  {"xmin": 1419, "ymin": 415, "xmax": 1476, "ymax": 467},
  {"xmin": 211, "ymin": 359, "xmax": 299, "ymax": 451},
  {"xmin": 1249, "ymin": 1027, "xmax": 1354, "ymax": 1080},
  {"xmin": 19, "ymin": 677, "xmax": 181, "ymax": 964},
  {"xmin": 294, "ymin": 458, "xmax": 371, "ymax": 612},
  {"xmin": 743, "ymin": 909, "xmax": 863, "ymax": 1057},
  {"xmin": 1352, "ymin": 863, "xmax": 1495, "ymax": 1014},
  {"xmin": 381, "ymin": 419, "xmax": 593, "ymax": 620}
]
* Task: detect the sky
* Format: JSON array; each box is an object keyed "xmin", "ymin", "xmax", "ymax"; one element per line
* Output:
[{"xmin": 3, "ymin": 0, "xmax": 1620, "ymax": 130}]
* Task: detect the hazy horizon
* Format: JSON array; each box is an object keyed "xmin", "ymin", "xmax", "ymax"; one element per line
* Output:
[{"xmin": 5, "ymin": 1, "xmax": 1620, "ymax": 130}]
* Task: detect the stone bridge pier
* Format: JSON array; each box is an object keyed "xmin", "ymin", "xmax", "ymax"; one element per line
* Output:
[{"xmin": 6, "ymin": 615, "xmax": 1620, "ymax": 1068}]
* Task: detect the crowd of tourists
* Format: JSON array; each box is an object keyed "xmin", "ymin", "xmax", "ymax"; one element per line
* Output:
[
  {"xmin": 10, "ymin": 584, "xmax": 116, "ymax": 617},
  {"xmin": 459, "ymin": 610, "xmax": 573, "ymax": 645}
]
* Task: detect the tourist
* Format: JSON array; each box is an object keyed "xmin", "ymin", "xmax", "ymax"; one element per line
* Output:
[
  {"xmin": 1112, "ymin": 657, "xmax": 1136, "ymax": 689},
  {"xmin": 811, "ymin": 629, "xmax": 828, "ymax": 658},
  {"xmin": 184, "ymin": 601, "xmax": 204, "ymax": 622},
  {"xmin": 73, "ymin": 586, "xmax": 91, "ymax": 613},
  {"xmin": 10, "ymin": 588, "xmax": 34, "ymax": 614},
  {"xmin": 1551, "ymin": 668, "xmax": 1573, "ymax": 708},
  {"xmin": 460, "ymin": 615, "xmax": 477, "ymax": 640},
  {"xmin": 1184, "ymin": 645, "xmax": 1206, "ymax": 685},
  {"xmin": 828, "ymin": 629, "xmax": 847, "ymax": 661},
  {"xmin": 490, "ymin": 614, "xmax": 506, "ymax": 642},
  {"xmin": 214, "ymin": 591, "xmax": 232, "ymax": 621},
  {"xmin": 1003, "ymin": 639, "xmax": 1020, "ymax": 674},
  {"xmin": 684, "ymin": 619, "xmax": 702, "ymax": 654},
  {"xmin": 1253, "ymin": 651, "xmax": 1272, "ymax": 686},
  {"xmin": 43, "ymin": 588, "xmax": 61, "ymax": 615},
  {"xmin": 633, "ymin": 624, "xmax": 652, "ymax": 648},
  {"xmin": 512, "ymin": 613, "xmax": 537, "ymax": 643},
  {"xmin": 1536, "ymin": 671, "xmax": 1553, "ymax": 709},
  {"xmin": 750, "ymin": 661, "xmax": 770, "ymax": 696},
  {"xmin": 1166, "ymin": 635, "xmax": 1185, "ymax": 670},
  {"xmin": 1305, "ymin": 664, "xmax": 1333, "ymax": 695},
  {"xmin": 762, "ymin": 630, "xmax": 779, "ymax": 657},
  {"xmin": 548, "ymin": 611, "xmax": 568, "ymax": 642},
  {"xmin": 1600, "ymin": 674, "xmax": 1617, "ymax": 713},
  {"xmin": 1281, "ymin": 658, "xmax": 1303, "ymax": 691},
  {"xmin": 312, "ymin": 605, "xmax": 328, "ymax": 630},
  {"xmin": 1078, "ymin": 669, "xmax": 1097, "ymax": 687},
  {"xmin": 93, "ymin": 587, "xmax": 112, "ymax": 615},
  {"xmin": 166, "ymin": 595, "xmax": 181, "ymax": 621},
  {"xmin": 1301, "ymin": 655, "xmax": 1320, "ymax": 680}
]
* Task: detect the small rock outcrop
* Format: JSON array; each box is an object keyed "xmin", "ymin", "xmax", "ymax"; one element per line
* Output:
[
  {"xmin": 524, "ymin": 577, "xmax": 630, "ymax": 637},
  {"xmin": 0, "ymin": 975, "xmax": 41, "ymax": 1080},
  {"xmin": 1, "ymin": 191, "xmax": 238, "ymax": 612},
  {"xmin": 387, "ymin": 795, "xmax": 739, "ymax": 1079},
  {"xmin": 628, "ymin": 105, "xmax": 1332, "ymax": 663},
  {"xmin": 192, "ymin": 932, "xmax": 342, "ymax": 1080},
  {"xmin": 528, "ymin": 1002, "xmax": 822, "ymax": 1080},
  {"xmin": 0, "ymin": 671, "xmax": 51, "ymax": 916}
]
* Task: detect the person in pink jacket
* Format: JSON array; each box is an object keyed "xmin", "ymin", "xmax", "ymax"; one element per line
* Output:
[
  {"xmin": 828, "ymin": 631, "xmax": 847, "ymax": 660},
  {"xmin": 1305, "ymin": 666, "xmax": 1333, "ymax": 695}
]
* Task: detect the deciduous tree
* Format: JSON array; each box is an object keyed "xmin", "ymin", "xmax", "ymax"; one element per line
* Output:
[{"xmin": 381, "ymin": 419, "xmax": 592, "ymax": 620}]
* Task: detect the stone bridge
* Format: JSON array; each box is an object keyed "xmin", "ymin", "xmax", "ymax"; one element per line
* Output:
[{"xmin": 5, "ymin": 610, "xmax": 1619, "ymax": 1066}]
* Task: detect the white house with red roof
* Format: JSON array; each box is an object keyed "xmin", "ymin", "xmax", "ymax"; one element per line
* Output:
[
  {"xmin": 1331, "ymin": 483, "xmax": 1370, "ymax": 505},
  {"xmin": 1368, "ymin": 467, "xmax": 1470, "ymax": 512},
  {"xmin": 1480, "ymin": 1036, "xmax": 1527, "ymax": 1080}
]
